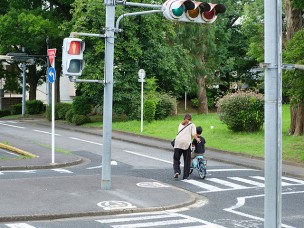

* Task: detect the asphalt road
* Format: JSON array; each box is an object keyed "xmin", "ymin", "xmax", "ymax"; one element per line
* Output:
[{"xmin": 0, "ymin": 119, "xmax": 303, "ymax": 228}]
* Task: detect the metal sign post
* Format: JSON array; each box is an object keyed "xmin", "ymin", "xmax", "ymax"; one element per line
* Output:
[
  {"xmin": 48, "ymin": 66, "xmax": 56, "ymax": 164},
  {"xmin": 101, "ymin": 0, "xmax": 116, "ymax": 190},
  {"xmin": 264, "ymin": 0, "xmax": 282, "ymax": 227},
  {"xmin": 138, "ymin": 69, "xmax": 145, "ymax": 133}
]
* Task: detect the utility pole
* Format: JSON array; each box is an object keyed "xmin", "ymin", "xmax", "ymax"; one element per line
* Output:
[
  {"xmin": 102, "ymin": 0, "xmax": 116, "ymax": 190},
  {"xmin": 264, "ymin": 0, "xmax": 282, "ymax": 227}
]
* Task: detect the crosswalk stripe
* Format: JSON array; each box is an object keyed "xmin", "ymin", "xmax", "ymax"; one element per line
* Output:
[
  {"xmin": 5, "ymin": 223, "xmax": 35, "ymax": 228},
  {"xmin": 207, "ymin": 178, "xmax": 247, "ymax": 189},
  {"xmin": 183, "ymin": 179, "xmax": 223, "ymax": 191},
  {"xmin": 110, "ymin": 218, "xmax": 194, "ymax": 228},
  {"xmin": 51, "ymin": 168, "xmax": 73, "ymax": 174},
  {"xmin": 96, "ymin": 214, "xmax": 176, "ymax": 223},
  {"xmin": 250, "ymin": 176, "xmax": 294, "ymax": 186},
  {"xmin": 228, "ymin": 177, "xmax": 264, "ymax": 187},
  {"xmin": 282, "ymin": 176, "xmax": 304, "ymax": 184}
]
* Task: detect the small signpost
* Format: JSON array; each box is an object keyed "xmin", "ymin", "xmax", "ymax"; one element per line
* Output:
[
  {"xmin": 138, "ymin": 69, "xmax": 145, "ymax": 133},
  {"xmin": 47, "ymin": 49, "xmax": 56, "ymax": 164}
]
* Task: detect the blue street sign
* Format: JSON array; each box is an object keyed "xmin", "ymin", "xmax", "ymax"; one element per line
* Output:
[{"xmin": 48, "ymin": 67, "xmax": 56, "ymax": 83}]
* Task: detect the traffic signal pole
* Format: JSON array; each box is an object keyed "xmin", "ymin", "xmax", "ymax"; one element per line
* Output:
[
  {"xmin": 264, "ymin": 0, "xmax": 282, "ymax": 227},
  {"xmin": 102, "ymin": 0, "xmax": 116, "ymax": 190}
]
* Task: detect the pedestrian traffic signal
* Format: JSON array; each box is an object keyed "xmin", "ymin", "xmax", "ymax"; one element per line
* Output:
[
  {"xmin": 162, "ymin": 0, "xmax": 226, "ymax": 23},
  {"xmin": 62, "ymin": 38, "xmax": 85, "ymax": 76}
]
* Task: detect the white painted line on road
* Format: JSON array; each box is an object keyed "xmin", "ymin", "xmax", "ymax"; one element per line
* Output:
[
  {"xmin": 123, "ymin": 150, "xmax": 174, "ymax": 165},
  {"xmin": 33, "ymin": 129, "xmax": 61, "ymax": 136},
  {"xmin": 282, "ymin": 176, "xmax": 304, "ymax": 184},
  {"xmin": 5, "ymin": 223, "xmax": 35, "ymax": 228},
  {"xmin": 0, "ymin": 122, "xmax": 24, "ymax": 129},
  {"xmin": 0, "ymin": 148, "xmax": 21, "ymax": 157},
  {"xmin": 207, "ymin": 178, "xmax": 247, "ymax": 189},
  {"xmin": 224, "ymin": 192, "xmax": 303, "ymax": 228},
  {"xmin": 0, "ymin": 170, "xmax": 36, "ymax": 175},
  {"xmin": 69, "ymin": 137, "xmax": 102, "ymax": 145},
  {"xmin": 228, "ymin": 177, "xmax": 264, "ymax": 187},
  {"xmin": 96, "ymin": 213, "xmax": 177, "ymax": 223},
  {"xmin": 183, "ymin": 179, "xmax": 223, "ymax": 191},
  {"xmin": 250, "ymin": 176, "xmax": 300, "ymax": 186},
  {"xmin": 208, "ymin": 168, "xmax": 258, "ymax": 172},
  {"xmin": 86, "ymin": 161, "xmax": 118, "ymax": 169},
  {"xmin": 51, "ymin": 168, "xmax": 73, "ymax": 174},
  {"xmin": 5, "ymin": 121, "xmax": 18, "ymax": 124},
  {"xmin": 110, "ymin": 218, "xmax": 195, "ymax": 227}
]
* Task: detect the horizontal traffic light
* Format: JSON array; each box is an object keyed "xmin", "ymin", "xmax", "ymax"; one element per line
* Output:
[
  {"xmin": 162, "ymin": 0, "xmax": 226, "ymax": 23},
  {"xmin": 62, "ymin": 38, "xmax": 85, "ymax": 76}
]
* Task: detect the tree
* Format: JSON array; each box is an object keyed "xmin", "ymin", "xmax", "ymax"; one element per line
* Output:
[
  {"xmin": 0, "ymin": 0, "xmax": 73, "ymax": 101},
  {"xmin": 63, "ymin": 0, "xmax": 194, "ymax": 118},
  {"xmin": 283, "ymin": 0, "xmax": 304, "ymax": 135}
]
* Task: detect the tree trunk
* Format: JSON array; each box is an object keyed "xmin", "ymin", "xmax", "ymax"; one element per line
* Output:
[
  {"xmin": 28, "ymin": 65, "xmax": 37, "ymax": 100},
  {"xmin": 197, "ymin": 77, "xmax": 208, "ymax": 114},
  {"xmin": 285, "ymin": 0, "xmax": 304, "ymax": 135}
]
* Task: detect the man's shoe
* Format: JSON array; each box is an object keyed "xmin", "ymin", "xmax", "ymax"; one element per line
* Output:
[{"xmin": 174, "ymin": 173, "xmax": 179, "ymax": 179}]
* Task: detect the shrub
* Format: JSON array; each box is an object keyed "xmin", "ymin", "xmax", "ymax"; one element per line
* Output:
[
  {"xmin": 144, "ymin": 99, "xmax": 156, "ymax": 123},
  {"xmin": 65, "ymin": 109, "xmax": 75, "ymax": 123},
  {"xmin": 191, "ymin": 98, "xmax": 199, "ymax": 108},
  {"xmin": 45, "ymin": 105, "xmax": 60, "ymax": 121},
  {"xmin": 0, "ymin": 110, "xmax": 11, "ymax": 117},
  {"xmin": 72, "ymin": 96, "xmax": 92, "ymax": 115},
  {"xmin": 72, "ymin": 114, "xmax": 90, "ymax": 125},
  {"xmin": 26, "ymin": 100, "xmax": 44, "ymax": 115},
  {"xmin": 56, "ymin": 103, "xmax": 72, "ymax": 120},
  {"xmin": 155, "ymin": 94, "xmax": 175, "ymax": 120},
  {"xmin": 10, "ymin": 104, "xmax": 22, "ymax": 115},
  {"xmin": 216, "ymin": 91, "xmax": 264, "ymax": 132}
]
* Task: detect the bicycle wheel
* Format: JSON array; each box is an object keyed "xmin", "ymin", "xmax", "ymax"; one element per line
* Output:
[{"xmin": 198, "ymin": 162, "xmax": 206, "ymax": 179}]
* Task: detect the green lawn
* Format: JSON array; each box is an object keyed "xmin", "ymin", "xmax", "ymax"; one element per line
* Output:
[{"xmin": 84, "ymin": 104, "xmax": 304, "ymax": 163}]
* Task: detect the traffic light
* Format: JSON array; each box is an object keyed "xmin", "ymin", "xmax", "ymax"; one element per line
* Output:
[
  {"xmin": 162, "ymin": 0, "xmax": 226, "ymax": 23},
  {"xmin": 62, "ymin": 38, "xmax": 85, "ymax": 76}
]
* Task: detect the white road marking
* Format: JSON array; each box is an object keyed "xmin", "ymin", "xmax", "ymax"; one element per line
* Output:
[
  {"xmin": 69, "ymin": 137, "xmax": 102, "ymax": 145},
  {"xmin": 51, "ymin": 168, "xmax": 73, "ymax": 174},
  {"xmin": 0, "ymin": 170, "xmax": 36, "ymax": 175},
  {"xmin": 224, "ymin": 192, "xmax": 304, "ymax": 228},
  {"xmin": 208, "ymin": 168, "xmax": 257, "ymax": 172},
  {"xmin": 207, "ymin": 178, "xmax": 247, "ymax": 189},
  {"xmin": 282, "ymin": 176, "xmax": 304, "ymax": 184},
  {"xmin": 250, "ymin": 176, "xmax": 300, "ymax": 186},
  {"xmin": 33, "ymin": 129, "xmax": 61, "ymax": 136},
  {"xmin": 0, "ymin": 148, "xmax": 21, "ymax": 157},
  {"xmin": 86, "ymin": 161, "xmax": 118, "ymax": 169},
  {"xmin": 228, "ymin": 177, "xmax": 264, "ymax": 187},
  {"xmin": 123, "ymin": 150, "xmax": 174, "ymax": 165},
  {"xmin": 96, "ymin": 211, "xmax": 225, "ymax": 228},
  {"xmin": 183, "ymin": 179, "xmax": 223, "ymax": 191},
  {"xmin": 5, "ymin": 223, "xmax": 35, "ymax": 228},
  {"xmin": 0, "ymin": 122, "xmax": 24, "ymax": 129}
]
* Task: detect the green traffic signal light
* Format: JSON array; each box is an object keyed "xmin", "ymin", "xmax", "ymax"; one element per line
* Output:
[{"xmin": 172, "ymin": 5, "xmax": 184, "ymax": 17}]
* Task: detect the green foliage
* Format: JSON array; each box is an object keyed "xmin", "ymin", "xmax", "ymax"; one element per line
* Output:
[
  {"xmin": 0, "ymin": 110, "xmax": 11, "ymax": 117},
  {"xmin": 217, "ymin": 91, "xmax": 264, "ymax": 132},
  {"xmin": 10, "ymin": 104, "xmax": 22, "ymax": 115},
  {"xmin": 283, "ymin": 29, "xmax": 304, "ymax": 103},
  {"xmin": 72, "ymin": 96, "xmax": 92, "ymax": 115},
  {"xmin": 56, "ymin": 102, "xmax": 72, "ymax": 120},
  {"xmin": 144, "ymin": 99, "xmax": 156, "ymax": 123},
  {"xmin": 155, "ymin": 93, "xmax": 176, "ymax": 120},
  {"xmin": 26, "ymin": 100, "xmax": 44, "ymax": 115},
  {"xmin": 72, "ymin": 114, "xmax": 90, "ymax": 126},
  {"xmin": 65, "ymin": 109, "xmax": 75, "ymax": 123},
  {"xmin": 191, "ymin": 98, "xmax": 199, "ymax": 108}
]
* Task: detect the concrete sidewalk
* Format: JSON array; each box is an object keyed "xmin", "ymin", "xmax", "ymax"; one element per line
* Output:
[{"xmin": 0, "ymin": 117, "xmax": 303, "ymax": 222}]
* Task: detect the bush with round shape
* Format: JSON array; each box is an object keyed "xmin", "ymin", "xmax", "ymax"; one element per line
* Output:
[{"xmin": 216, "ymin": 91, "xmax": 264, "ymax": 132}]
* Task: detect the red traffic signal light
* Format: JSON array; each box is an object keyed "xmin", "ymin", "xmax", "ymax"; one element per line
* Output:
[
  {"xmin": 162, "ymin": 0, "xmax": 226, "ymax": 23},
  {"xmin": 62, "ymin": 38, "xmax": 85, "ymax": 76}
]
